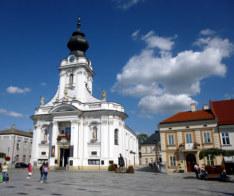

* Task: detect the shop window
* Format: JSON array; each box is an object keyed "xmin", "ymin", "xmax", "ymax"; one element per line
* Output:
[
  {"xmin": 169, "ymin": 155, "xmax": 176, "ymax": 167},
  {"xmin": 207, "ymin": 155, "xmax": 214, "ymax": 166}
]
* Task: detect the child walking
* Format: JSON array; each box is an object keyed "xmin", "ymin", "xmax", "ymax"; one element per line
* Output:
[{"xmin": 27, "ymin": 163, "xmax": 33, "ymax": 179}]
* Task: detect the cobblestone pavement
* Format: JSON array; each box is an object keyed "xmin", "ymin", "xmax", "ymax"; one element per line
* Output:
[{"xmin": 0, "ymin": 169, "xmax": 234, "ymax": 196}]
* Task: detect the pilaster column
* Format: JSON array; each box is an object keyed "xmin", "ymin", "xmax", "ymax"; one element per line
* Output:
[
  {"xmin": 49, "ymin": 121, "xmax": 59, "ymax": 166},
  {"xmin": 31, "ymin": 123, "xmax": 40, "ymax": 165},
  {"xmin": 70, "ymin": 120, "xmax": 78, "ymax": 157}
]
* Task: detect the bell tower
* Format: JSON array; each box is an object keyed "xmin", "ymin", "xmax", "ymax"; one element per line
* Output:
[{"xmin": 56, "ymin": 18, "xmax": 94, "ymax": 103}]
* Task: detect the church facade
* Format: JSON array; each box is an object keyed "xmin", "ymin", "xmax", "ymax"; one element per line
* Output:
[{"xmin": 31, "ymin": 19, "xmax": 139, "ymax": 170}]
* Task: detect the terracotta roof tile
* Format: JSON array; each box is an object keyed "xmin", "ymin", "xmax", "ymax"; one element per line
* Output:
[
  {"xmin": 211, "ymin": 99, "xmax": 234, "ymax": 125},
  {"xmin": 160, "ymin": 109, "xmax": 215, "ymax": 124}
]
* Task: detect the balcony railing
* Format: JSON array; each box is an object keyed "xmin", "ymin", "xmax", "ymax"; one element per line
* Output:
[
  {"xmin": 57, "ymin": 134, "xmax": 70, "ymax": 145},
  {"xmin": 178, "ymin": 143, "xmax": 200, "ymax": 151}
]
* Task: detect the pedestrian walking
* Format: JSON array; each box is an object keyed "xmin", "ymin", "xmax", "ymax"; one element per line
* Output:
[
  {"xmin": 39, "ymin": 162, "xmax": 45, "ymax": 182},
  {"xmin": 118, "ymin": 154, "xmax": 125, "ymax": 172},
  {"xmin": 2, "ymin": 162, "xmax": 9, "ymax": 183},
  {"xmin": 194, "ymin": 163, "xmax": 200, "ymax": 179},
  {"xmin": 27, "ymin": 163, "xmax": 33, "ymax": 179},
  {"xmin": 41, "ymin": 162, "xmax": 49, "ymax": 183}
]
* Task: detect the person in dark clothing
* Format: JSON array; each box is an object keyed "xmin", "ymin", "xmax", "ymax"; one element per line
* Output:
[
  {"xmin": 39, "ymin": 162, "xmax": 45, "ymax": 182},
  {"xmin": 118, "ymin": 154, "xmax": 125, "ymax": 169}
]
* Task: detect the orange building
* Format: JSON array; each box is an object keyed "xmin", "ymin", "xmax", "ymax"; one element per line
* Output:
[{"xmin": 159, "ymin": 103, "xmax": 221, "ymax": 172}]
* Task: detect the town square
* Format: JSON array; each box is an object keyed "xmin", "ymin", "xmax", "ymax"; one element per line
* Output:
[
  {"xmin": 0, "ymin": 0, "xmax": 234, "ymax": 195},
  {"xmin": 0, "ymin": 169, "xmax": 234, "ymax": 196}
]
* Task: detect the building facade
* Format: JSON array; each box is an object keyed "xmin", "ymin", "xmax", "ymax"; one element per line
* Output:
[
  {"xmin": 0, "ymin": 127, "xmax": 32, "ymax": 165},
  {"xmin": 139, "ymin": 132, "xmax": 160, "ymax": 166},
  {"xmin": 159, "ymin": 104, "xmax": 221, "ymax": 172},
  {"xmin": 211, "ymin": 100, "xmax": 234, "ymax": 173},
  {"xmin": 31, "ymin": 19, "xmax": 139, "ymax": 170},
  {"xmin": 159, "ymin": 100, "xmax": 234, "ymax": 173}
]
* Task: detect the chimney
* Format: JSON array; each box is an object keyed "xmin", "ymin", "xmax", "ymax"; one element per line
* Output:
[
  {"xmin": 191, "ymin": 103, "xmax": 196, "ymax": 112},
  {"xmin": 203, "ymin": 104, "xmax": 209, "ymax": 110}
]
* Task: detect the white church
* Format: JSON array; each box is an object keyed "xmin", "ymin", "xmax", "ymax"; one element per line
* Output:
[{"xmin": 31, "ymin": 19, "xmax": 139, "ymax": 170}]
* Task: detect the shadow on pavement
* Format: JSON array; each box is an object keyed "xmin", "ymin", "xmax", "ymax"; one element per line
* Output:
[
  {"xmin": 136, "ymin": 167, "xmax": 160, "ymax": 173},
  {"xmin": 199, "ymin": 189, "xmax": 234, "ymax": 196}
]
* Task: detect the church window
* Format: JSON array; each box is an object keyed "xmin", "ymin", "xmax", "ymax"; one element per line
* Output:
[
  {"xmin": 91, "ymin": 151, "xmax": 97, "ymax": 155},
  {"xmin": 114, "ymin": 129, "xmax": 119, "ymax": 145},
  {"xmin": 88, "ymin": 159, "xmax": 100, "ymax": 165},
  {"xmin": 16, "ymin": 143, "xmax": 20, "ymax": 150},
  {"xmin": 69, "ymin": 73, "xmax": 74, "ymax": 87}
]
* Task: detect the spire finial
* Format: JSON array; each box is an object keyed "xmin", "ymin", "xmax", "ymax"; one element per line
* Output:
[{"xmin": 77, "ymin": 17, "xmax": 81, "ymax": 30}]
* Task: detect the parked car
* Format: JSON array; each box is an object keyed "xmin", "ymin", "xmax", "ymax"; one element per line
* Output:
[{"xmin": 15, "ymin": 162, "xmax": 28, "ymax": 168}]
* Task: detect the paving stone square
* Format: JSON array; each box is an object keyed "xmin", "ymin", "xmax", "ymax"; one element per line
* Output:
[{"xmin": 0, "ymin": 169, "xmax": 234, "ymax": 196}]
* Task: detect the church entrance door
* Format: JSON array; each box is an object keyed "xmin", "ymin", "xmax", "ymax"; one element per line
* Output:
[{"xmin": 59, "ymin": 148, "xmax": 70, "ymax": 168}]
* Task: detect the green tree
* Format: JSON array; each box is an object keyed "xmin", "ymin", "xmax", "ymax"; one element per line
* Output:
[{"xmin": 137, "ymin": 133, "xmax": 149, "ymax": 145}]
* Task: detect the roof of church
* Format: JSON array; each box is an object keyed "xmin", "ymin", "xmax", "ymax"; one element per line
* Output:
[
  {"xmin": 211, "ymin": 99, "xmax": 234, "ymax": 125},
  {"xmin": 125, "ymin": 125, "xmax": 137, "ymax": 136},
  {"xmin": 160, "ymin": 109, "xmax": 215, "ymax": 124},
  {"xmin": 67, "ymin": 18, "xmax": 89, "ymax": 57},
  {"xmin": 0, "ymin": 127, "xmax": 33, "ymax": 138}
]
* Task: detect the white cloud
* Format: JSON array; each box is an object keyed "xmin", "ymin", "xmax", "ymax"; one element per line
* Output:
[
  {"xmin": 113, "ymin": 0, "xmax": 145, "ymax": 10},
  {"xmin": 200, "ymin": 28, "xmax": 216, "ymax": 36},
  {"xmin": 131, "ymin": 30, "xmax": 140, "ymax": 40},
  {"xmin": 0, "ymin": 108, "xmax": 24, "ymax": 118},
  {"xmin": 139, "ymin": 94, "xmax": 195, "ymax": 114},
  {"xmin": 6, "ymin": 86, "xmax": 31, "ymax": 94},
  {"xmin": 142, "ymin": 31, "xmax": 175, "ymax": 51},
  {"xmin": 113, "ymin": 30, "xmax": 233, "ymax": 115}
]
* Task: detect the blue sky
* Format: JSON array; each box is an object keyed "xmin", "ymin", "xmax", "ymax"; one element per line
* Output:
[{"xmin": 0, "ymin": 0, "xmax": 234, "ymax": 135}]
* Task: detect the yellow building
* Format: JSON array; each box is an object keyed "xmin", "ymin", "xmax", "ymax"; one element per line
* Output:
[{"xmin": 159, "ymin": 104, "xmax": 222, "ymax": 172}]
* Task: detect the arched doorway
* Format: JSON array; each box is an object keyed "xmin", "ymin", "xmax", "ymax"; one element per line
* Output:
[{"xmin": 186, "ymin": 153, "xmax": 196, "ymax": 172}]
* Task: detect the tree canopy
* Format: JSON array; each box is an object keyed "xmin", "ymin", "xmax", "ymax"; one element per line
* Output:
[
  {"xmin": 137, "ymin": 133, "xmax": 149, "ymax": 145},
  {"xmin": 199, "ymin": 148, "xmax": 234, "ymax": 160}
]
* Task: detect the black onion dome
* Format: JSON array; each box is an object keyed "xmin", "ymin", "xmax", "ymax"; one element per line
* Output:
[{"xmin": 67, "ymin": 18, "xmax": 89, "ymax": 57}]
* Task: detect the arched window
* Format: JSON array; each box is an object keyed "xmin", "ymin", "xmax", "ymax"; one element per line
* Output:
[
  {"xmin": 114, "ymin": 129, "xmax": 119, "ymax": 145},
  {"xmin": 69, "ymin": 73, "xmax": 74, "ymax": 86}
]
